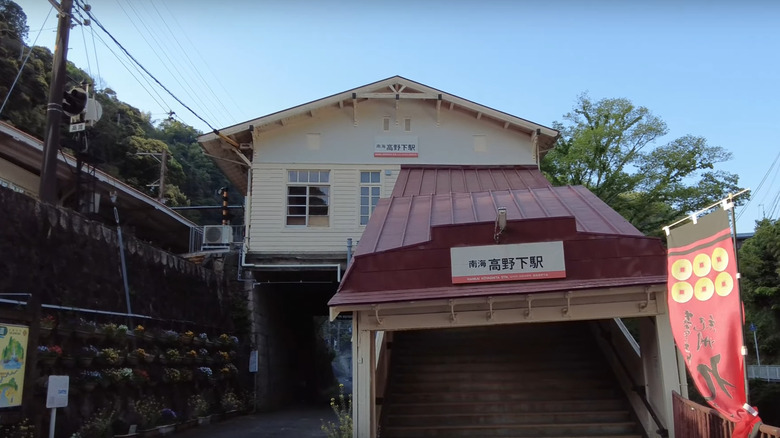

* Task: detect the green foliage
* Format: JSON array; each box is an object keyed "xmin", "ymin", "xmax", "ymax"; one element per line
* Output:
[
  {"xmin": 542, "ymin": 93, "xmax": 741, "ymax": 236},
  {"xmin": 321, "ymin": 384, "xmax": 352, "ymax": 438},
  {"xmin": 187, "ymin": 394, "xmax": 210, "ymax": 418},
  {"xmin": 134, "ymin": 397, "xmax": 164, "ymax": 429},
  {"xmin": 71, "ymin": 409, "xmax": 115, "ymax": 438},
  {"xmin": 0, "ymin": 417, "xmax": 34, "ymax": 438},
  {"xmin": 740, "ymin": 218, "xmax": 780, "ymax": 363}
]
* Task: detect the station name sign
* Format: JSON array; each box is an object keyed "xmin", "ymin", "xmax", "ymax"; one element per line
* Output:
[
  {"xmin": 450, "ymin": 241, "xmax": 566, "ymax": 284},
  {"xmin": 374, "ymin": 135, "xmax": 419, "ymax": 157}
]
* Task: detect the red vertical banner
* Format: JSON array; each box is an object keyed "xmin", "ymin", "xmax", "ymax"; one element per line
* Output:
[{"xmin": 667, "ymin": 209, "xmax": 761, "ymax": 436}]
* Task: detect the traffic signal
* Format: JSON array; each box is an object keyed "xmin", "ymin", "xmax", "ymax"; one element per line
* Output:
[{"xmin": 62, "ymin": 87, "xmax": 88, "ymax": 117}]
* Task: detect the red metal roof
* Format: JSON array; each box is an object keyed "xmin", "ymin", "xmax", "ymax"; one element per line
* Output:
[
  {"xmin": 357, "ymin": 184, "xmax": 641, "ymax": 256},
  {"xmin": 329, "ymin": 166, "xmax": 666, "ymax": 309},
  {"xmin": 391, "ymin": 165, "xmax": 552, "ymax": 197}
]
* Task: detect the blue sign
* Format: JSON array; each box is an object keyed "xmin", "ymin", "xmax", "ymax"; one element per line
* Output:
[{"xmin": 750, "ymin": 323, "xmax": 757, "ymax": 332}]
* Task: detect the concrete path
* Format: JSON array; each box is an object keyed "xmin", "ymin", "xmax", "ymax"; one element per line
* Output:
[{"xmin": 176, "ymin": 407, "xmax": 332, "ymax": 438}]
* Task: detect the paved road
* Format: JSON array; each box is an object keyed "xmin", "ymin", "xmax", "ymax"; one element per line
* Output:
[{"xmin": 177, "ymin": 407, "xmax": 333, "ymax": 438}]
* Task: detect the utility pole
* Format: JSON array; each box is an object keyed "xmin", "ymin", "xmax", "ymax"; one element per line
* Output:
[
  {"xmin": 158, "ymin": 150, "xmax": 167, "ymax": 203},
  {"xmin": 39, "ymin": 0, "xmax": 74, "ymax": 204}
]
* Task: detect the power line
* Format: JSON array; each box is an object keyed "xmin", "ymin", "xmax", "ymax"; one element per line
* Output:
[
  {"xmin": 0, "ymin": 5, "xmax": 55, "ymax": 116},
  {"xmin": 737, "ymin": 149, "xmax": 780, "ymax": 221},
  {"xmin": 84, "ymin": 20, "xmax": 172, "ymax": 114},
  {"xmin": 115, "ymin": 0, "xmax": 225, "ymax": 127},
  {"xmin": 147, "ymin": 0, "xmax": 238, "ymax": 123},
  {"xmin": 74, "ymin": 0, "xmax": 220, "ymax": 132},
  {"xmin": 159, "ymin": 0, "xmax": 245, "ymax": 122}
]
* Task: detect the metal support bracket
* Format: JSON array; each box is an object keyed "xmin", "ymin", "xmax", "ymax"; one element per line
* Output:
[
  {"xmin": 639, "ymin": 286, "xmax": 652, "ymax": 312},
  {"xmin": 524, "ymin": 295, "xmax": 533, "ymax": 319},
  {"xmin": 486, "ymin": 297, "xmax": 494, "ymax": 321},
  {"xmin": 449, "ymin": 299, "xmax": 457, "ymax": 322},
  {"xmin": 562, "ymin": 291, "xmax": 572, "ymax": 317},
  {"xmin": 372, "ymin": 304, "xmax": 383, "ymax": 325},
  {"xmin": 352, "ymin": 93, "xmax": 358, "ymax": 126}
]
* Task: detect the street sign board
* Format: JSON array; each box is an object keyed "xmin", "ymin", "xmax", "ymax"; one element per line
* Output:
[
  {"xmin": 46, "ymin": 375, "xmax": 69, "ymax": 408},
  {"xmin": 69, "ymin": 123, "xmax": 85, "ymax": 133}
]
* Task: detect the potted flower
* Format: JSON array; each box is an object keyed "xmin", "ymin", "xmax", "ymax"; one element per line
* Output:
[
  {"xmin": 179, "ymin": 368, "xmax": 194, "ymax": 383},
  {"xmin": 77, "ymin": 370, "xmax": 102, "ymax": 392},
  {"xmin": 134, "ymin": 397, "xmax": 163, "ymax": 433},
  {"xmin": 183, "ymin": 349, "xmax": 198, "ymax": 365},
  {"xmin": 36, "ymin": 345, "xmax": 62, "ymax": 366},
  {"xmin": 39, "ymin": 315, "xmax": 56, "ymax": 337},
  {"xmin": 195, "ymin": 366, "xmax": 212, "ymax": 382},
  {"xmin": 162, "ymin": 368, "xmax": 181, "ymax": 383},
  {"xmin": 180, "ymin": 330, "xmax": 194, "ymax": 345},
  {"xmin": 127, "ymin": 348, "xmax": 147, "ymax": 366},
  {"xmin": 193, "ymin": 332, "xmax": 208, "ymax": 347},
  {"xmin": 133, "ymin": 324, "xmax": 145, "ymax": 338},
  {"xmin": 160, "ymin": 348, "xmax": 181, "ymax": 365},
  {"xmin": 217, "ymin": 334, "xmax": 231, "ymax": 348},
  {"xmin": 216, "ymin": 351, "xmax": 230, "ymax": 364},
  {"xmin": 161, "ymin": 329, "xmax": 179, "ymax": 345},
  {"xmin": 74, "ymin": 318, "xmax": 98, "ymax": 340},
  {"xmin": 188, "ymin": 394, "xmax": 210, "ymax": 425},
  {"xmin": 131, "ymin": 368, "xmax": 150, "ymax": 388},
  {"xmin": 76, "ymin": 345, "xmax": 98, "ymax": 367},
  {"xmin": 100, "ymin": 322, "xmax": 118, "ymax": 339},
  {"xmin": 98, "ymin": 347, "xmax": 123, "ymax": 366},
  {"xmin": 72, "ymin": 408, "xmax": 115, "ymax": 438},
  {"xmin": 220, "ymin": 391, "xmax": 242, "ymax": 416},
  {"xmin": 159, "ymin": 408, "xmax": 178, "ymax": 435}
]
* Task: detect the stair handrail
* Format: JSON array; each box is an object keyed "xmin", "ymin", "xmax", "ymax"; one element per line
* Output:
[{"xmin": 599, "ymin": 324, "xmax": 669, "ymax": 438}]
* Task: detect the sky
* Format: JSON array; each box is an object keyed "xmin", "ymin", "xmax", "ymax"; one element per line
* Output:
[{"xmin": 16, "ymin": 0, "xmax": 780, "ymax": 233}]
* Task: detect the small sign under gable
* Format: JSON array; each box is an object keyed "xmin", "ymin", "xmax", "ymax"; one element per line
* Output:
[
  {"xmin": 450, "ymin": 241, "xmax": 566, "ymax": 284},
  {"xmin": 374, "ymin": 135, "xmax": 418, "ymax": 157}
]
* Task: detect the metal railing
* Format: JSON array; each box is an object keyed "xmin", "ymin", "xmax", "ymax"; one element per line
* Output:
[
  {"xmin": 187, "ymin": 225, "xmax": 244, "ymax": 254},
  {"xmin": 749, "ymin": 365, "xmax": 780, "ymax": 381},
  {"xmin": 673, "ymin": 392, "xmax": 780, "ymax": 438}
]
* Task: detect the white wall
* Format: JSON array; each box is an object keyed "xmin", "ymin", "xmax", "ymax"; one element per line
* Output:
[{"xmin": 248, "ymin": 99, "xmax": 536, "ymax": 255}]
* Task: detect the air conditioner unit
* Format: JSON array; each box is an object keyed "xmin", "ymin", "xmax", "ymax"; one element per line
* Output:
[{"xmin": 202, "ymin": 225, "xmax": 232, "ymax": 248}]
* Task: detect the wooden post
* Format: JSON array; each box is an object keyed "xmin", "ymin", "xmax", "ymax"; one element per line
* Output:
[{"xmin": 353, "ymin": 313, "xmax": 375, "ymax": 438}]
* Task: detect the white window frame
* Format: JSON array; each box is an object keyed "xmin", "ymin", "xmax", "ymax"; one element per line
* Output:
[
  {"xmin": 286, "ymin": 170, "xmax": 330, "ymax": 227},
  {"xmin": 359, "ymin": 171, "xmax": 381, "ymax": 226}
]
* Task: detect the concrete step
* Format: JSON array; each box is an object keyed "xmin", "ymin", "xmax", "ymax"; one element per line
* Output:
[
  {"xmin": 390, "ymin": 368, "xmax": 612, "ymax": 383},
  {"xmin": 391, "ymin": 358, "xmax": 603, "ymax": 372},
  {"xmin": 387, "ymin": 410, "xmax": 633, "ymax": 427},
  {"xmin": 389, "ymin": 378, "xmax": 617, "ymax": 393},
  {"xmin": 383, "ymin": 422, "xmax": 639, "ymax": 437},
  {"xmin": 387, "ymin": 389, "xmax": 624, "ymax": 404},
  {"xmin": 383, "ymin": 399, "xmax": 631, "ymax": 415}
]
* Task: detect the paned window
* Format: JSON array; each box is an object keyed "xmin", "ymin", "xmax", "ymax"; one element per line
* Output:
[
  {"xmin": 360, "ymin": 171, "xmax": 381, "ymax": 225},
  {"xmin": 287, "ymin": 170, "xmax": 330, "ymax": 227}
]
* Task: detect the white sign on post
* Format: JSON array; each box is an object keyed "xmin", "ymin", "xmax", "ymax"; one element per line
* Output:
[
  {"xmin": 46, "ymin": 375, "xmax": 69, "ymax": 408},
  {"xmin": 450, "ymin": 241, "xmax": 566, "ymax": 284}
]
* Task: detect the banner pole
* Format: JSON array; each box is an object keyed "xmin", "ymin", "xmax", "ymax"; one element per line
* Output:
[{"xmin": 727, "ymin": 192, "xmax": 751, "ymax": 404}]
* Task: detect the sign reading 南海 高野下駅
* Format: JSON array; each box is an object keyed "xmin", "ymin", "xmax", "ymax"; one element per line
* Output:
[
  {"xmin": 0, "ymin": 323, "xmax": 29, "ymax": 408},
  {"xmin": 374, "ymin": 135, "xmax": 419, "ymax": 157},
  {"xmin": 450, "ymin": 241, "xmax": 566, "ymax": 284}
]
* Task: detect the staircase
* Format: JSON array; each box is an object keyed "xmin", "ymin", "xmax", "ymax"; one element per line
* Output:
[{"xmin": 380, "ymin": 322, "xmax": 642, "ymax": 438}]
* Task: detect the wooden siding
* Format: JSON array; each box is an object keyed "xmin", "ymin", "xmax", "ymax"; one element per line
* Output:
[{"xmin": 248, "ymin": 163, "xmax": 400, "ymax": 254}]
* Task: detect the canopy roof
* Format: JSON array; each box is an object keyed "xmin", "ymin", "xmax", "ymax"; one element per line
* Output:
[
  {"xmin": 330, "ymin": 165, "xmax": 666, "ymax": 311},
  {"xmin": 0, "ymin": 122, "xmax": 195, "ymax": 252}
]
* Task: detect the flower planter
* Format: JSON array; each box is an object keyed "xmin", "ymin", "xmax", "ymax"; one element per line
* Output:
[
  {"xmin": 126, "ymin": 355, "xmax": 139, "ymax": 366},
  {"xmin": 196, "ymin": 416, "xmax": 211, "ymax": 426},
  {"xmin": 157, "ymin": 425, "xmax": 175, "ymax": 436},
  {"xmin": 78, "ymin": 356, "xmax": 95, "ymax": 367},
  {"xmin": 143, "ymin": 354, "xmax": 155, "ymax": 364},
  {"xmin": 60, "ymin": 356, "xmax": 76, "ymax": 368},
  {"xmin": 224, "ymin": 410, "xmax": 239, "ymax": 419},
  {"xmin": 80, "ymin": 381, "xmax": 98, "ymax": 392},
  {"xmin": 139, "ymin": 428, "xmax": 160, "ymax": 437},
  {"xmin": 38, "ymin": 355, "xmax": 58, "ymax": 367}
]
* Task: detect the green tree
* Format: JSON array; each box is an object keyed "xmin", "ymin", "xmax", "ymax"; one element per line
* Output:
[
  {"xmin": 542, "ymin": 93, "xmax": 741, "ymax": 235},
  {"xmin": 740, "ymin": 218, "xmax": 780, "ymax": 362}
]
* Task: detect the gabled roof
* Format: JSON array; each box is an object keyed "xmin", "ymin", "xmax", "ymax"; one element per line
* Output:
[
  {"xmin": 197, "ymin": 76, "xmax": 560, "ymax": 195},
  {"xmin": 392, "ymin": 165, "xmax": 552, "ymax": 197},
  {"xmin": 0, "ymin": 122, "xmax": 196, "ymax": 252},
  {"xmin": 356, "ymin": 184, "xmax": 642, "ymax": 256},
  {"xmin": 329, "ymin": 165, "xmax": 665, "ymax": 310}
]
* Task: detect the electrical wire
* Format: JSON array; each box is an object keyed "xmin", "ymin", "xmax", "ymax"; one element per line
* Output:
[
  {"xmin": 159, "ymin": 0, "xmax": 245, "ymax": 121},
  {"xmin": 0, "ymin": 5, "xmax": 55, "ymax": 116},
  {"xmin": 75, "ymin": 0, "xmax": 220, "ymax": 132},
  {"xmin": 86, "ymin": 22, "xmax": 172, "ymax": 114},
  {"xmin": 148, "ymin": 0, "xmax": 238, "ymax": 123},
  {"xmin": 79, "ymin": 18, "xmax": 93, "ymax": 80},
  {"xmin": 115, "ymin": 0, "xmax": 224, "ymax": 127},
  {"xmin": 737, "ymin": 149, "xmax": 780, "ymax": 221},
  {"xmin": 88, "ymin": 17, "xmax": 103, "ymax": 89}
]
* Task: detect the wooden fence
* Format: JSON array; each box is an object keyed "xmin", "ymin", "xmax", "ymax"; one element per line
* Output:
[{"xmin": 673, "ymin": 392, "xmax": 780, "ymax": 438}]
